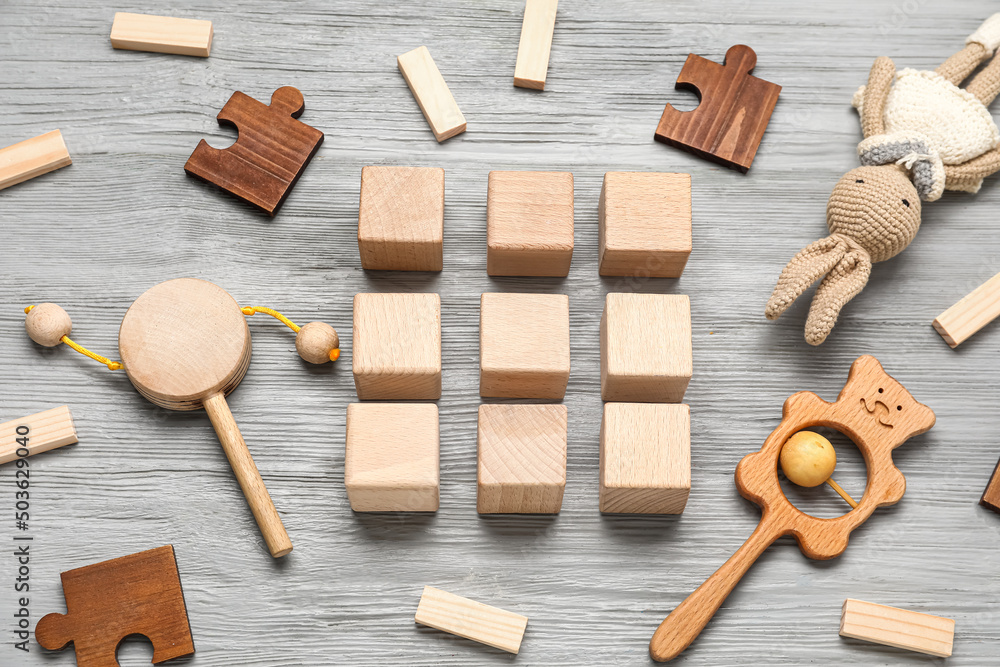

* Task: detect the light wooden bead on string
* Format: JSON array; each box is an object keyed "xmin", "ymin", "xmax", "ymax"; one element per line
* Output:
[
  {"xmin": 23, "ymin": 278, "xmax": 341, "ymax": 558},
  {"xmin": 779, "ymin": 430, "xmax": 858, "ymax": 508}
]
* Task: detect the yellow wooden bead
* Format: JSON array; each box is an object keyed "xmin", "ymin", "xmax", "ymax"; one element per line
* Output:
[
  {"xmin": 780, "ymin": 431, "xmax": 836, "ymax": 488},
  {"xmin": 295, "ymin": 321, "xmax": 340, "ymax": 364},
  {"xmin": 25, "ymin": 303, "xmax": 72, "ymax": 347}
]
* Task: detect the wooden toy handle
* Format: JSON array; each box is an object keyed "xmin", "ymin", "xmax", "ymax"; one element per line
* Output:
[
  {"xmin": 649, "ymin": 517, "xmax": 782, "ymax": 661},
  {"xmin": 203, "ymin": 392, "xmax": 293, "ymax": 558}
]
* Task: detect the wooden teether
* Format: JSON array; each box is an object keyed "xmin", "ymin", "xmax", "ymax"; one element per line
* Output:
[{"xmin": 649, "ymin": 355, "xmax": 935, "ymax": 662}]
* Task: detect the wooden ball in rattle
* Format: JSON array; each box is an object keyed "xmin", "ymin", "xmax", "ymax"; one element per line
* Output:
[
  {"xmin": 25, "ymin": 303, "xmax": 72, "ymax": 347},
  {"xmin": 295, "ymin": 322, "xmax": 340, "ymax": 364},
  {"xmin": 780, "ymin": 431, "xmax": 836, "ymax": 487}
]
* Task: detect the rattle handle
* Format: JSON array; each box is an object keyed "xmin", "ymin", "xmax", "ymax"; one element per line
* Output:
[
  {"xmin": 649, "ymin": 518, "xmax": 782, "ymax": 662},
  {"xmin": 203, "ymin": 392, "xmax": 293, "ymax": 558}
]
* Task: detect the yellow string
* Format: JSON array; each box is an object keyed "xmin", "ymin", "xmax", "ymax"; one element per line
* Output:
[
  {"xmin": 241, "ymin": 306, "xmax": 301, "ymax": 332},
  {"xmin": 24, "ymin": 305, "xmax": 123, "ymax": 370}
]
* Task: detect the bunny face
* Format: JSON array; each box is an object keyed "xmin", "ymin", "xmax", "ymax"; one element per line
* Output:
[{"xmin": 827, "ymin": 166, "xmax": 921, "ymax": 262}]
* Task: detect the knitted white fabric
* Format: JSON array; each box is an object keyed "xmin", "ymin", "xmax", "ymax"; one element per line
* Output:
[{"xmin": 967, "ymin": 13, "xmax": 1000, "ymax": 55}]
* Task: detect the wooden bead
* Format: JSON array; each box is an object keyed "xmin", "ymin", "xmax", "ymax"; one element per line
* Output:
[
  {"xmin": 295, "ymin": 321, "xmax": 340, "ymax": 364},
  {"xmin": 25, "ymin": 303, "xmax": 72, "ymax": 347},
  {"xmin": 779, "ymin": 430, "xmax": 836, "ymax": 487}
]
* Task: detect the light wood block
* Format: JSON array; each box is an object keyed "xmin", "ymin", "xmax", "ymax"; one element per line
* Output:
[
  {"xmin": 478, "ymin": 404, "xmax": 567, "ymax": 514},
  {"xmin": 353, "ymin": 293, "xmax": 442, "ymax": 400},
  {"xmin": 110, "ymin": 12, "xmax": 213, "ymax": 57},
  {"xmin": 487, "ymin": 170, "xmax": 574, "ymax": 277},
  {"xmin": 358, "ymin": 166, "xmax": 444, "ymax": 271},
  {"xmin": 415, "ymin": 585, "xmax": 528, "ymax": 653},
  {"xmin": 933, "ymin": 271, "xmax": 1000, "ymax": 348},
  {"xmin": 397, "ymin": 46, "xmax": 466, "ymax": 142},
  {"xmin": 600, "ymin": 403, "xmax": 690, "ymax": 514},
  {"xmin": 0, "ymin": 130, "xmax": 72, "ymax": 191},
  {"xmin": 514, "ymin": 0, "xmax": 558, "ymax": 90},
  {"xmin": 480, "ymin": 292, "xmax": 570, "ymax": 398},
  {"xmin": 840, "ymin": 598, "xmax": 954, "ymax": 658},
  {"xmin": 599, "ymin": 172, "xmax": 692, "ymax": 278},
  {"xmin": 0, "ymin": 406, "xmax": 77, "ymax": 465},
  {"xmin": 345, "ymin": 403, "xmax": 439, "ymax": 512},
  {"xmin": 601, "ymin": 293, "xmax": 692, "ymax": 402}
]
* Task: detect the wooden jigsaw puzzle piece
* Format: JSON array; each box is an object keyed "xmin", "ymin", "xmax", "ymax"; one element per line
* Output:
[{"xmin": 184, "ymin": 86, "xmax": 324, "ymax": 215}]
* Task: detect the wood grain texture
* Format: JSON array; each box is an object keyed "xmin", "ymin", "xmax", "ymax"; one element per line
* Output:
[
  {"xmin": 415, "ymin": 585, "xmax": 528, "ymax": 653},
  {"xmin": 4, "ymin": 1, "xmax": 1000, "ymax": 665},
  {"xmin": 980, "ymin": 457, "xmax": 1000, "ymax": 514},
  {"xmin": 110, "ymin": 12, "xmax": 213, "ymax": 58},
  {"xmin": 345, "ymin": 403, "xmax": 440, "ymax": 512},
  {"xmin": 397, "ymin": 46, "xmax": 467, "ymax": 142},
  {"xmin": 933, "ymin": 270, "xmax": 1000, "ymax": 347},
  {"xmin": 486, "ymin": 170, "xmax": 574, "ymax": 276},
  {"xmin": 840, "ymin": 598, "xmax": 955, "ymax": 657},
  {"xmin": 479, "ymin": 292, "xmax": 570, "ymax": 398},
  {"xmin": 35, "ymin": 545, "xmax": 194, "ymax": 665},
  {"xmin": 600, "ymin": 293, "xmax": 692, "ymax": 402},
  {"xmin": 0, "ymin": 129, "xmax": 71, "ymax": 190},
  {"xmin": 0, "ymin": 405, "xmax": 77, "ymax": 465},
  {"xmin": 358, "ymin": 166, "xmax": 445, "ymax": 271},
  {"xmin": 514, "ymin": 0, "xmax": 558, "ymax": 90}
]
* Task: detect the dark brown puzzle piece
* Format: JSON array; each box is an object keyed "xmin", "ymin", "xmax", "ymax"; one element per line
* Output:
[
  {"xmin": 184, "ymin": 86, "xmax": 324, "ymax": 215},
  {"xmin": 654, "ymin": 45, "xmax": 780, "ymax": 173},
  {"xmin": 981, "ymin": 457, "xmax": 1000, "ymax": 514},
  {"xmin": 35, "ymin": 545, "xmax": 194, "ymax": 666}
]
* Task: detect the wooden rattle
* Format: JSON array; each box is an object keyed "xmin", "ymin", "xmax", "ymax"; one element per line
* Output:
[
  {"xmin": 649, "ymin": 355, "xmax": 935, "ymax": 661},
  {"xmin": 24, "ymin": 278, "xmax": 341, "ymax": 558},
  {"xmin": 780, "ymin": 431, "xmax": 857, "ymax": 508}
]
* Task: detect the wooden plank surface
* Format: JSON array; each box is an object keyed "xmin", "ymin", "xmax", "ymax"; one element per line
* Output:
[{"xmin": 2, "ymin": 1, "xmax": 1000, "ymax": 665}]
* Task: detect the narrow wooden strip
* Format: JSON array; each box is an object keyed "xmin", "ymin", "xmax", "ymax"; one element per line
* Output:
[
  {"xmin": 980, "ymin": 457, "xmax": 1000, "ymax": 514},
  {"xmin": 933, "ymin": 271, "xmax": 1000, "ymax": 348},
  {"xmin": 397, "ymin": 46, "xmax": 466, "ymax": 142},
  {"xmin": 839, "ymin": 598, "xmax": 954, "ymax": 658},
  {"xmin": 0, "ymin": 406, "xmax": 78, "ymax": 465},
  {"xmin": 415, "ymin": 585, "xmax": 528, "ymax": 653},
  {"xmin": 110, "ymin": 12, "xmax": 213, "ymax": 57},
  {"xmin": 0, "ymin": 130, "xmax": 72, "ymax": 191},
  {"xmin": 514, "ymin": 0, "xmax": 558, "ymax": 90}
]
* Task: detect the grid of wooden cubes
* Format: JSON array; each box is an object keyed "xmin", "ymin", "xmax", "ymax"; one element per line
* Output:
[
  {"xmin": 600, "ymin": 292, "xmax": 691, "ymax": 403},
  {"xmin": 352, "ymin": 292, "xmax": 442, "ymax": 400},
  {"xmin": 600, "ymin": 402, "xmax": 690, "ymax": 513},
  {"xmin": 480, "ymin": 292, "xmax": 570, "ymax": 398},
  {"xmin": 345, "ymin": 403, "xmax": 439, "ymax": 512},
  {"xmin": 358, "ymin": 165, "xmax": 444, "ymax": 271},
  {"xmin": 599, "ymin": 172, "xmax": 691, "ymax": 278},
  {"xmin": 477, "ymin": 404, "xmax": 567, "ymax": 514},
  {"xmin": 486, "ymin": 170, "xmax": 574, "ymax": 277}
]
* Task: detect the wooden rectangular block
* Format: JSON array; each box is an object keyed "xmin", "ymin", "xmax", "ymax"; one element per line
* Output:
[
  {"xmin": 110, "ymin": 12, "xmax": 213, "ymax": 57},
  {"xmin": 600, "ymin": 403, "xmax": 690, "ymax": 514},
  {"xmin": 514, "ymin": 0, "xmax": 558, "ymax": 90},
  {"xmin": 0, "ymin": 406, "xmax": 77, "ymax": 465},
  {"xmin": 980, "ymin": 456, "xmax": 1000, "ymax": 514},
  {"xmin": 415, "ymin": 586, "xmax": 528, "ymax": 654},
  {"xmin": 487, "ymin": 170, "xmax": 574, "ymax": 277},
  {"xmin": 601, "ymin": 293, "xmax": 692, "ymax": 402},
  {"xmin": 353, "ymin": 293, "xmax": 442, "ymax": 400},
  {"xmin": 933, "ymin": 271, "xmax": 1000, "ymax": 348},
  {"xmin": 599, "ymin": 172, "xmax": 692, "ymax": 278},
  {"xmin": 0, "ymin": 130, "xmax": 72, "ymax": 191},
  {"xmin": 480, "ymin": 293, "xmax": 570, "ymax": 398},
  {"xmin": 358, "ymin": 166, "xmax": 445, "ymax": 271},
  {"xmin": 840, "ymin": 598, "xmax": 954, "ymax": 658},
  {"xmin": 345, "ymin": 403, "xmax": 439, "ymax": 512},
  {"xmin": 478, "ymin": 404, "xmax": 567, "ymax": 514},
  {"xmin": 397, "ymin": 46, "xmax": 466, "ymax": 142}
]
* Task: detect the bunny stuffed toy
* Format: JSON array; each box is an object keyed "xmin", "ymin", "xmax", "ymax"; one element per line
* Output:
[{"xmin": 766, "ymin": 14, "xmax": 1000, "ymax": 345}]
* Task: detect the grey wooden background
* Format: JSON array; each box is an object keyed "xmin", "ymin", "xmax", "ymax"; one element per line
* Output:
[{"xmin": 2, "ymin": 1, "xmax": 1000, "ymax": 665}]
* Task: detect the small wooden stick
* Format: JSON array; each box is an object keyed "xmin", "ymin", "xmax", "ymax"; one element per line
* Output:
[
  {"xmin": 0, "ymin": 406, "xmax": 77, "ymax": 465},
  {"xmin": 825, "ymin": 478, "xmax": 858, "ymax": 509},
  {"xmin": 0, "ymin": 130, "xmax": 72, "ymax": 191},
  {"xmin": 415, "ymin": 586, "xmax": 528, "ymax": 654},
  {"xmin": 840, "ymin": 598, "xmax": 954, "ymax": 657},
  {"xmin": 110, "ymin": 12, "xmax": 213, "ymax": 57},
  {"xmin": 397, "ymin": 46, "xmax": 466, "ymax": 142},
  {"xmin": 514, "ymin": 0, "xmax": 558, "ymax": 90},
  {"xmin": 933, "ymin": 271, "xmax": 1000, "ymax": 348}
]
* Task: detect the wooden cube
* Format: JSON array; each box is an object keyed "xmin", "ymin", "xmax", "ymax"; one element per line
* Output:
[
  {"xmin": 600, "ymin": 403, "xmax": 690, "ymax": 514},
  {"xmin": 353, "ymin": 293, "xmax": 441, "ymax": 399},
  {"xmin": 487, "ymin": 171, "xmax": 574, "ymax": 276},
  {"xmin": 478, "ymin": 404, "xmax": 567, "ymax": 514},
  {"xmin": 358, "ymin": 166, "xmax": 444, "ymax": 271},
  {"xmin": 601, "ymin": 293, "xmax": 691, "ymax": 402},
  {"xmin": 599, "ymin": 172, "xmax": 691, "ymax": 278},
  {"xmin": 480, "ymin": 292, "xmax": 570, "ymax": 398},
  {"xmin": 345, "ymin": 403, "xmax": 439, "ymax": 512}
]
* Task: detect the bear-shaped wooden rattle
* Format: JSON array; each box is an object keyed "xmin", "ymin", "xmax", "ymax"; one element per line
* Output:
[{"xmin": 649, "ymin": 355, "xmax": 935, "ymax": 661}]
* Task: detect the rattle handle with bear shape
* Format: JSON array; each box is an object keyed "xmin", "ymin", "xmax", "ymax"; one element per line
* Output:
[
  {"xmin": 649, "ymin": 516, "xmax": 782, "ymax": 661},
  {"xmin": 203, "ymin": 392, "xmax": 293, "ymax": 558}
]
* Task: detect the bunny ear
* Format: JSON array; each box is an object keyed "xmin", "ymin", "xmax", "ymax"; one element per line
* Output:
[
  {"xmin": 804, "ymin": 248, "xmax": 873, "ymax": 345},
  {"xmin": 765, "ymin": 235, "xmax": 849, "ymax": 321}
]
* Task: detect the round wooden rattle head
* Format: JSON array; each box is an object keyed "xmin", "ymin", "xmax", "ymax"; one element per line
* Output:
[
  {"xmin": 25, "ymin": 303, "xmax": 73, "ymax": 347},
  {"xmin": 780, "ymin": 431, "xmax": 836, "ymax": 487},
  {"xmin": 118, "ymin": 278, "xmax": 250, "ymax": 411}
]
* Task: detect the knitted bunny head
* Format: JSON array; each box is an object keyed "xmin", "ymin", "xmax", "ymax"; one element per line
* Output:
[{"xmin": 828, "ymin": 165, "xmax": 921, "ymax": 263}]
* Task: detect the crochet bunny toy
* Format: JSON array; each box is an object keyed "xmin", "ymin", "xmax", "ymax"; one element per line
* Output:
[{"xmin": 766, "ymin": 14, "xmax": 1000, "ymax": 345}]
